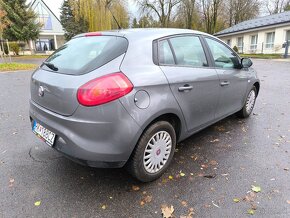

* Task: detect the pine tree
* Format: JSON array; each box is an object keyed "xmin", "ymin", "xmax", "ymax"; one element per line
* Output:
[
  {"xmin": 60, "ymin": 0, "xmax": 88, "ymax": 41},
  {"xmin": 0, "ymin": 0, "xmax": 41, "ymax": 43},
  {"xmin": 132, "ymin": 18, "xmax": 138, "ymax": 28}
]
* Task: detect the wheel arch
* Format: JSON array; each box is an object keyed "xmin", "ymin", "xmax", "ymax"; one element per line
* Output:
[
  {"xmin": 143, "ymin": 113, "xmax": 183, "ymax": 142},
  {"xmin": 253, "ymin": 82, "xmax": 260, "ymax": 96}
]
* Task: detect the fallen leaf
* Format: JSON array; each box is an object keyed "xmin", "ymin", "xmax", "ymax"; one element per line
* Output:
[
  {"xmin": 243, "ymin": 192, "xmax": 256, "ymax": 202},
  {"xmin": 209, "ymin": 160, "xmax": 218, "ymax": 166},
  {"xmin": 204, "ymin": 204, "xmax": 211, "ymax": 208},
  {"xmin": 212, "ymin": 201, "xmax": 220, "ymax": 208},
  {"xmin": 251, "ymin": 185, "xmax": 261, "ymax": 193},
  {"xmin": 180, "ymin": 172, "xmax": 185, "ymax": 177},
  {"xmin": 181, "ymin": 201, "xmax": 188, "ymax": 207},
  {"xmin": 143, "ymin": 195, "xmax": 152, "ymax": 204},
  {"xmin": 215, "ymin": 126, "xmax": 226, "ymax": 132},
  {"xmin": 168, "ymin": 175, "xmax": 174, "ymax": 180},
  {"xmin": 132, "ymin": 185, "xmax": 140, "ymax": 191},
  {"xmin": 251, "ymin": 203, "xmax": 257, "ymax": 210},
  {"xmin": 233, "ymin": 198, "xmax": 240, "ymax": 203},
  {"xmin": 203, "ymin": 174, "xmax": 216, "ymax": 179},
  {"xmin": 9, "ymin": 178, "xmax": 15, "ymax": 187},
  {"xmin": 161, "ymin": 205, "xmax": 174, "ymax": 218},
  {"xmin": 162, "ymin": 178, "xmax": 168, "ymax": 183},
  {"xmin": 140, "ymin": 195, "xmax": 152, "ymax": 206},
  {"xmin": 101, "ymin": 205, "xmax": 107, "ymax": 210},
  {"xmin": 210, "ymin": 139, "xmax": 219, "ymax": 143},
  {"xmin": 248, "ymin": 209, "xmax": 255, "ymax": 215},
  {"xmin": 34, "ymin": 201, "xmax": 41, "ymax": 206}
]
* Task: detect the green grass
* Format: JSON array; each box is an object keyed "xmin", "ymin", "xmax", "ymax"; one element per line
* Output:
[
  {"xmin": 0, "ymin": 62, "xmax": 37, "ymax": 72},
  {"xmin": 239, "ymin": 53, "xmax": 282, "ymax": 59},
  {"xmin": 12, "ymin": 55, "xmax": 49, "ymax": 59}
]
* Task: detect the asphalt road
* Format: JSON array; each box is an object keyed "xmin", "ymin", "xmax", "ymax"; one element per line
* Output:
[{"xmin": 0, "ymin": 60, "xmax": 290, "ymax": 218}]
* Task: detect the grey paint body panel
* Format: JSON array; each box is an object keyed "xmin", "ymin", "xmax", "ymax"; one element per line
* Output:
[{"xmin": 29, "ymin": 28, "xmax": 260, "ymax": 168}]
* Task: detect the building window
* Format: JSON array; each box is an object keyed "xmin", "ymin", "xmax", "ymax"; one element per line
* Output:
[
  {"xmin": 250, "ymin": 35, "xmax": 258, "ymax": 51},
  {"xmin": 35, "ymin": 3, "xmax": 52, "ymax": 30},
  {"xmin": 35, "ymin": 39, "xmax": 55, "ymax": 52},
  {"xmin": 265, "ymin": 32, "xmax": 275, "ymax": 49},
  {"xmin": 286, "ymin": 30, "xmax": 290, "ymax": 41},
  {"xmin": 237, "ymin": 37, "xmax": 243, "ymax": 53},
  {"xmin": 226, "ymin": 39, "xmax": 231, "ymax": 46}
]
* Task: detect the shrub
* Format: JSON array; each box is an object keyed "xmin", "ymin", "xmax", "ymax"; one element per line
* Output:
[
  {"xmin": 9, "ymin": 42, "xmax": 20, "ymax": 55},
  {"xmin": 233, "ymin": 45, "xmax": 239, "ymax": 53},
  {"xmin": 2, "ymin": 42, "xmax": 20, "ymax": 55}
]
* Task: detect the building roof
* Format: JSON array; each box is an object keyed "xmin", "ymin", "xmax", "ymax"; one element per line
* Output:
[
  {"xmin": 30, "ymin": 0, "xmax": 64, "ymax": 35},
  {"xmin": 215, "ymin": 11, "xmax": 290, "ymax": 37},
  {"xmin": 30, "ymin": 0, "xmax": 61, "ymax": 23}
]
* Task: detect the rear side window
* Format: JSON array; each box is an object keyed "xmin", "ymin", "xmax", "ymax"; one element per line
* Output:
[
  {"xmin": 169, "ymin": 36, "xmax": 208, "ymax": 67},
  {"xmin": 43, "ymin": 36, "xmax": 128, "ymax": 75},
  {"xmin": 158, "ymin": 40, "xmax": 175, "ymax": 65}
]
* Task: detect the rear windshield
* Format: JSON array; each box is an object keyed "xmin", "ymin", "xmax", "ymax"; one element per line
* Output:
[{"xmin": 42, "ymin": 36, "xmax": 128, "ymax": 75}]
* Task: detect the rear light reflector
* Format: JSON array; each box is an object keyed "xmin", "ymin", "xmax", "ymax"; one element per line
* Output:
[{"xmin": 77, "ymin": 72, "xmax": 133, "ymax": 106}]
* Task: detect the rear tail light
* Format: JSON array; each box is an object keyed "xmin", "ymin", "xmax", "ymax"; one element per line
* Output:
[{"xmin": 77, "ymin": 72, "xmax": 133, "ymax": 106}]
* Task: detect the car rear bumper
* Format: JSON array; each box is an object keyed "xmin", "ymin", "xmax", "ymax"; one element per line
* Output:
[{"xmin": 29, "ymin": 100, "xmax": 142, "ymax": 168}]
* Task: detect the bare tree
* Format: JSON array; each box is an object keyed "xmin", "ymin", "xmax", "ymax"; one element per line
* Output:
[
  {"xmin": 266, "ymin": 0, "xmax": 290, "ymax": 14},
  {"xmin": 138, "ymin": 0, "xmax": 181, "ymax": 27},
  {"xmin": 179, "ymin": 0, "xmax": 196, "ymax": 29},
  {"xmin": 226, "ymin": 0, "xmax": 260, "ymax": 27},
  {"xmin": 200, "ymin": 0, "xmax": 222, "ymax": 34}
]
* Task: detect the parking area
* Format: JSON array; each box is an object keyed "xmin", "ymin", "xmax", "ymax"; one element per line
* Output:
[{"xmin": 0, "ymin": 59, "xmax": 290, "ymax": 217}]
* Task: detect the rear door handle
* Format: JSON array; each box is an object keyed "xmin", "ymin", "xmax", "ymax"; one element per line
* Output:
[
  {"xmin": 220, "ymin": 81, "xmax": 230, "ymax": 86},
  {"xmin": 178, "ymin": 85, "xmax": 193, "ymax": 92}
]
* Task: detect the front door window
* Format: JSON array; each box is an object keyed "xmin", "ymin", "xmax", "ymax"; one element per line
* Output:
[{"xmin": 205, "ymin": 37, "xmax": 239, "ymax": 69}]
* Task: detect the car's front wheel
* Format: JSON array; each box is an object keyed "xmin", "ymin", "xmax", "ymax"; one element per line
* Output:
[
  {"xmin": 127, "ymin": 121, "xmax": 176, "ymax": 182},
  {"xmin": 236, "ymin": 86, "xmax": 257, "ymax": 118}
]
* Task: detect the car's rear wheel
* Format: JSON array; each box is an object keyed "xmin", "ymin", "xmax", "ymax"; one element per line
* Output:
[
  {"xmin": 127, "ymin": 121, "xmax": 176, "ymax": 182},
  {"xmin": 236, "ymin": 86, "xmax": 257, "ymax": 118}
]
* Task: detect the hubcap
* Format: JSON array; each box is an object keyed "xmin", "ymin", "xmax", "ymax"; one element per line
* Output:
[
  {"xmin": 143, "ymin": 131, "xmax": 172, "ymax": 174},
  {"xmin": 246, "ymin": 90, "xmax": 256, "ymax": 114}
]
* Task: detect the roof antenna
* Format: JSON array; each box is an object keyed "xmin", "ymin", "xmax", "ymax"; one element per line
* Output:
[{"xmin": 106, "ymin": 4, "xmax": 122, "ymax": 30}]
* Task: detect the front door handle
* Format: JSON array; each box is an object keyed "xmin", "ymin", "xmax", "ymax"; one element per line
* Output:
[
  {"xmin": 220, "ymin": 81, "xmax": 230, "ymax": 86},
  {"xmin": 178, "ymin": 85, "xmax": 193, "ymax": 92}
]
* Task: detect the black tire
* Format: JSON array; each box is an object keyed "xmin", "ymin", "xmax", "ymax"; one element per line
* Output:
[
  {"xmin": 127, "ymin": 121, "xmax": 176, "ymax": 182},
  {"xmin": 236, "ymin": 86, "xmax": 257, "ymax": 118}
]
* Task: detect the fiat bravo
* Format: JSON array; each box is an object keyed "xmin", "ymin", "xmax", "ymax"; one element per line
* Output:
[{"xmin": 30, "ymin": 28, "xmax": 260, "ymax": 182}]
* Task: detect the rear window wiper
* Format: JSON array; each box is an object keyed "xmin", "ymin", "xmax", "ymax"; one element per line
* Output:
[{"xmin": 43, "ymin": 61, "xmax": 58, "ymax": 71}]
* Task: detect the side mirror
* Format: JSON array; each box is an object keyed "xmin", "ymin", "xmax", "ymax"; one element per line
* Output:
[{"xmin": 241, "ymin": 58, "xmax": 253, "ymax": 68}]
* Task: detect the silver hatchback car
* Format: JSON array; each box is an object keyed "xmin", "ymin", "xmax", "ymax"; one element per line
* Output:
[{"xmin": 30, "ymin": 28, "xmax": 260, "ymax": 182}]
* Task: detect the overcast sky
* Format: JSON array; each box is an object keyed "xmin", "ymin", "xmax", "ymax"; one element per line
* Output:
[{"xmin": 28, "ymin": 0, "xmax": 139, "ymax": 19}]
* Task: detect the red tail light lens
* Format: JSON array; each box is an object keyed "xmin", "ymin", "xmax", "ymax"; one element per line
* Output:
[{"xmin": 77, "ymin": 72, "xmax": 133, "ymax": 106}]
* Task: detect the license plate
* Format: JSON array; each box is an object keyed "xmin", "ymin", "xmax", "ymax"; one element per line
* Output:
[{"xmin": 32, "ymin": 121, "xmax": 55, "ymax": 146}]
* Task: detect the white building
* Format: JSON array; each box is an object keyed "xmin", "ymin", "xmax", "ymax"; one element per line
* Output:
[
  {"xmin": 29, "ymin": 0, "xmax": 65, "ymax": 54},
  {"xmin": 215, "ymin": 11, "xmax": 290, "ymax": 54}
]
